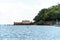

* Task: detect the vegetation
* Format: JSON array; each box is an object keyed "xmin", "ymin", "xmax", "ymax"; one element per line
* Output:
[{"xmin": 33, "ymin": 4, "xmax": 60, "ymax": 24}]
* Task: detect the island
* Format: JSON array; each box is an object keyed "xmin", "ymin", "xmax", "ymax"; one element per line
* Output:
[{"xmin": 14, "ymin": 4, "xmax": 60, "ymax": 25}]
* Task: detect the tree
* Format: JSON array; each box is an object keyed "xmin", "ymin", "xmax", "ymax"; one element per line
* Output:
[
  {"xmin": 33, "ymin": 4, "xmax": 60, "ymax": 24},
  {"xmin": 33, "ymin": 9, "xmax": 47, "ymax": 22}
]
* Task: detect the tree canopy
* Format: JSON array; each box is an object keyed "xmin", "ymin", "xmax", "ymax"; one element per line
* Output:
[{"xmin": 33, "ymin": 4, "xmax": 60, "ymax": 24}]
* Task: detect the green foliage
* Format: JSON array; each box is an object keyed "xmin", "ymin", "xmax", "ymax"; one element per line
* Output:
[
  {"xmin": 33, "ymin": 9, "xmax": 47, "ymax": 22},
  {"xmin": 33, "ymin": 4, "xmax": 60, "ymax": 23}
]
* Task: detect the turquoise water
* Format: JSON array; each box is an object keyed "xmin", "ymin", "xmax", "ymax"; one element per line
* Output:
[{"xmin": 0, "ymin": 25, "xmax": 60, "ymax": 40}]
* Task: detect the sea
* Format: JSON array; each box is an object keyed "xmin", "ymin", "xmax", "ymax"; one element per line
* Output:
[{"xmin": 0, "ymin": 25, "xmax": 60, "ymax": 40}]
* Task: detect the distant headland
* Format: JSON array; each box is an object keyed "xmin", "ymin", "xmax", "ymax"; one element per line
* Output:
[
  {"xmin": 14, "ymin": 4, "xmax": 60, "ymax": 25},
  {"xmin": 14, "ymin": 20, "xmax": 57, "ymax": 25}
]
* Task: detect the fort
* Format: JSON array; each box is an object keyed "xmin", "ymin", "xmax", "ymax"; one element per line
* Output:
[{"xmin": 14, "ymin": 20, "xmax": 34, "ymax": 25}]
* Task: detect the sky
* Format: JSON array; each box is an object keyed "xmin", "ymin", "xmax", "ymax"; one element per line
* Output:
[{"xmin": 0, "ymin": 0, "xmax": 60, "ymax": 24}]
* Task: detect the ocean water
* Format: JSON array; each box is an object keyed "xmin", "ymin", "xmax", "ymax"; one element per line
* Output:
[{"xmin": 0, "ymin": 25, "xmax": 60, "ymax": 40}]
